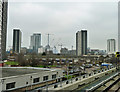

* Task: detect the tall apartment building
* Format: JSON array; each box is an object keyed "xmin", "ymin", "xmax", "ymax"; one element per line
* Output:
[
  {"xmin": 76, "ymin": 30, "xmax": 87, "ymax": 56},
  {"xmin": 13, "ymin": 29, "xmax": 22, "ymax": 53},
  {"xmin": 30, "ymin": 33, "xmax": 41, "ymax": 53},
  {"xmin": 107, "ymin": 39, "xmax": 116, "ymax": 54},
  {"xmin": 0, "ymin": 0, "xmax": 8, "ymax": 61}
]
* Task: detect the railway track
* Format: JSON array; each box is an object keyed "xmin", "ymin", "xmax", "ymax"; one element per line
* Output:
[
  {"xmin": 74, "ymin": 69, "xmax": 119, "ymax": 92},
  {"xmin": 93, "ymin": 73, "xmax": 120, "ymax": 92},
  {"xmin": 108, "ymin": 79, "xmax": 120, "ymax": 92}
]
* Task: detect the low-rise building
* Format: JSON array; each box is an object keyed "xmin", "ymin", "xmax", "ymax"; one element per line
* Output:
[
  {"xmin": 60, "ymin": 48, "xmax": 76, "ymax": 56},
  {"xmin": 88, "ymin": 49, "xmax": 107, "ymax": 55},
  {"xmin": 0, "ymin": 67, "xmax": 63, "ymax": 92},
  {"xmin": 68, "ymin": 50, "xmax": 76, "ymax": 56},
  {"xmin": 60, "ymin": 48, "xmax": 69, "ymax": 55},
  {"xmin": 38, "ymin": 46, "xmax": 45, "ymax": 54},
  {"xmin": 20, "ymin": 47, "xmax": 27, "ymax": 54}
]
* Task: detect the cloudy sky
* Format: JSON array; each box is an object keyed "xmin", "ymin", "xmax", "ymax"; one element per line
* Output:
[{"xmin": 7, "ymin": 0, "xmax": 118, "ymax": 51}]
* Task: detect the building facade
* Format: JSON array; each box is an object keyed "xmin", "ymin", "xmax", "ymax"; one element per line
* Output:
[
  {"xmin": 119, "ymin": 2, "xmax": 120, "ymax": 52},
  {"xmin": 0, "ymin": 0, "xmax": 8, "ymax": 61},
  {"xmin": 107, "ymin": 39, "xmax": 116, "ymax": 54},
  {"xmin": 20, "ymin": 47, "xmax": 27, "ymax": 54},
  {"xmin": 0, "ymin": 0, "xmax": 2, "ymax": 61},
  {"xmin": 0, "ymin": 67, "xmax": 63, "ymax": 92},
  {"xmin": 60, "ymin": 48, "xmax": 69, "ymax": 55},
  {"xmin": 13, "ymin": 29, "xmax": 22, "ymax": 53},
  {"xmin": 38, "ymin": 46, "xmax": 45, "ymax": 54},
  {"xmin": 76, "ymin": 30, "xmax": 87, "ymax": 56},
  {"xmin": 30, "ymin": 33, "xmax": 41, "ymax": 53}
]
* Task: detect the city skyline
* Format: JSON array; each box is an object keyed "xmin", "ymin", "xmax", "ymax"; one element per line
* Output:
[{"xmin": 7, "ymin": 1, "xmax": 118, "ymax": 51}]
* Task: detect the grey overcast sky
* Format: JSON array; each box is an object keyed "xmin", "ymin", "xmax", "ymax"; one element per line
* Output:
[{"xmin": 7, "ymin": 0, "xmax": 118, "ymax": 51}]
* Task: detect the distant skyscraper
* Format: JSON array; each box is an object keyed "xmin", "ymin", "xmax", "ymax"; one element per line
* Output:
[
  {"xmin": 13, "ymin": 29, "xmax": 22, "ymax": 53},
  {"xmin": 107, "ymin": 39, "xmax": 116, "ymax": 54},
  {"xmin": 76, "ymin": 30, "xmax": 87, "ymax": 56},
  {"xmin": 30, "ymin": 33, "xmax": 41, "ymax": 53},
  {"xmin": 0, "ymin": 0, "xmax": 8, "ymax": 61}
]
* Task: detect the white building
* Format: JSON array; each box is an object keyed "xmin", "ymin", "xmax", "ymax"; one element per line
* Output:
[
  {"xmin": 107, "ymin": 39, "xmax": 116, "ymax": 54},
  {"xmin": 38, "ymin": 46, "xmax": 45, "ymax": 54}
]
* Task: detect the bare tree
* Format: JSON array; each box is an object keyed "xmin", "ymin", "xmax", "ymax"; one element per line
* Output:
[
  {"xmin": 28, "ymin": 53, "xmax": 39, "ymax": 67},
  {"xmin": 17, "ymin": 53, "xmax": 28, "ymax": 66}
]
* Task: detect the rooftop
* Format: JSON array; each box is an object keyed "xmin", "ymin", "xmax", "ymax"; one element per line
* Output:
[{"xmin": 0, "ymin": 67, "xmax": 51, "ymax": 78}]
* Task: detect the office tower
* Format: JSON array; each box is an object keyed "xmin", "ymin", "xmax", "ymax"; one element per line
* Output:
[
  {"xmin": 30, "ymin": 33, "xmax": 41, "ymax": 53},
  {"xmin": 0, "ymin": 0, "xmax": 8, "ymax": 61},
  {"xmin": 107, "ymin": 39, "xmax": 116, "ymax": 54},
  {"xmin": 76, "ymin": 30, "xmax": 87, "ymax": 56},
  {"xmin": 13, "ymin": 29, "xmax": 22, "ymax": 53}
]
